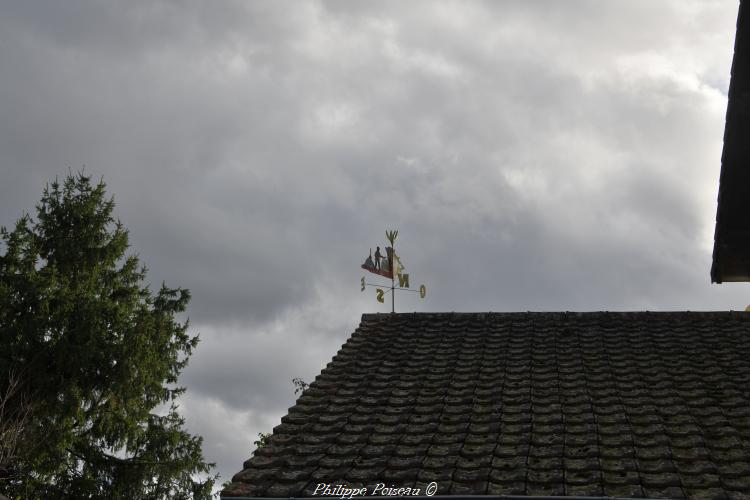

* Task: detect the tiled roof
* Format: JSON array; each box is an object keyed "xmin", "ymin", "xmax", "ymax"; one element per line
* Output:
[
  {"xmin": 712, "ymin": 0, "xmax": 750, "ymax": 282},
  {"xmin": 222, "ymin": 312, "xmax": 750, "ymax": 499}
]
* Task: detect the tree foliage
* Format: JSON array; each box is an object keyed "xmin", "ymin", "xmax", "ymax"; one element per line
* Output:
[
  {"xmin": 252, "ymin": 433, "xmax": 270, "ymax": 452},
  {"xmin": 291, "ymin": 378, "xmax": 308, "ymax": 396},
  {"xmin": 0, "ymin": 173, "xmax": 215, "ymax": 498}
]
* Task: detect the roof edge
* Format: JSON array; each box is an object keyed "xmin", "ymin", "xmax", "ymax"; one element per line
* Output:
[
  {"xmin": 222, "ymin": 496, "xmax": 655, "ymax": 500},
  {"xmin": 360, "ymin": 311, "xmax": 750, "ymax": 320}
]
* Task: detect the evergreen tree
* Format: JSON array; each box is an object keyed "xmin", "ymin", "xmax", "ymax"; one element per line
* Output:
[{"xmin": 0, "ymin": 173, "xmax": 215, "ymax": 498}]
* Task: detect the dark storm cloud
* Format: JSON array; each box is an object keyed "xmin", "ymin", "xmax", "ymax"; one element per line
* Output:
[{"xmin": 0, "ymin": 0, "xmax": 742, "ymax": 487}]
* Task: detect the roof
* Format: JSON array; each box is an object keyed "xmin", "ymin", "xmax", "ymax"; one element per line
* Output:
[
  {"xmin": 712, "ymin": 0, "xmax": 750, "ymax": 282},
  {"xmin": 222, "ymin": 312, "xmax": 750, "ymax": 499}
]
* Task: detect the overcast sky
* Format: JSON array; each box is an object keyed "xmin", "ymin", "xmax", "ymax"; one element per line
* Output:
[{"xmin": 0, "ymin": 0, "xmax": 745, "ymax": 490}]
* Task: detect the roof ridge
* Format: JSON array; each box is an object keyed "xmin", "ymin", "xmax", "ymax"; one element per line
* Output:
[{"xmin": 361, "ymin": 310, "xmax": 749, "ymax": 320}]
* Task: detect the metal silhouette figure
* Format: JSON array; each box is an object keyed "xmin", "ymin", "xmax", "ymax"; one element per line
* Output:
[{"xmin": 374, "ymin": 246, "xmax": 382, "ymax": 270}]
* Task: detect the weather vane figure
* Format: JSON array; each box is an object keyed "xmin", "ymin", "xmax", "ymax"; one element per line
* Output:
[{"xmin": 360, "ymin": 229, "xmax": 426, "ymax": 313}]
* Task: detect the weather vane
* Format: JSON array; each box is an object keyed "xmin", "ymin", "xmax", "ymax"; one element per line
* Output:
[{"xmin": 360, "ymin": 229, "xmax": 426, "ymax": 313}]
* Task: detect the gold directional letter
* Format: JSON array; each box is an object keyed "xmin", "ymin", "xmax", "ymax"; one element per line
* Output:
[
  {"xmin": 376, "ymin": 288, "xmax": 384, "ymax": 303},
  {"xmin": 398, "ymin": 273, "xmax": 409, "ymax": 288},
  {"xmin": 420, "ymin": 284, "xmax": 426, "ymax": 298},
  {"xmin": 361, "ymin": 276, "xmax": 365, "ymax": 292}
]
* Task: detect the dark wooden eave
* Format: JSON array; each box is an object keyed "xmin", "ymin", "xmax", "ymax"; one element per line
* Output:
[{"xmin": 712, "ymin": 0, "xmax": 750, "ymax": 283}]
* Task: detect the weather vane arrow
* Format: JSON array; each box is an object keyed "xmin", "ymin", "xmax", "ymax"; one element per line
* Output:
[{"xmin": 360, "ymin": 229, "xmax": 426, "ymax": 313}]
